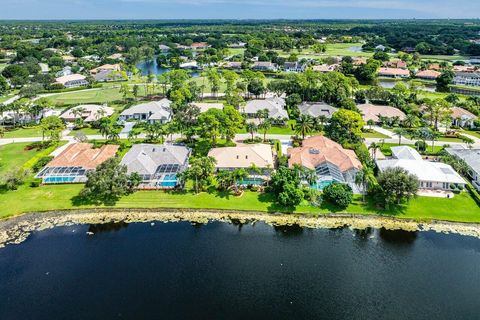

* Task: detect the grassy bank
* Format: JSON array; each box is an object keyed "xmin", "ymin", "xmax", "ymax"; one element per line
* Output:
[{"xmin": 0, "ymin": 183, "xmax": 478, "ymax": 222}]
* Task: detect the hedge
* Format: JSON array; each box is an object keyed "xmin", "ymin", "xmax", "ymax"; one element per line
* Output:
[{"xmin": 465, "ymin": 183, "xmax": 480, "ymax": 206}]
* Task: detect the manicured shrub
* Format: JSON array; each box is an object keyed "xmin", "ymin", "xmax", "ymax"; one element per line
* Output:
[{"xmin": 322, "ymin": 183, "xmax": 353, "ymax": 209}]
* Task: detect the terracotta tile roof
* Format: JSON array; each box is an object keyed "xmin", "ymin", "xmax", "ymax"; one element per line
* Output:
[
  {"xmin": 288, "ymin": 136, "xmax": 362, "ymax": 172},
  {"xmin": 55, "ymin": 74, "xmax": 86, "ymax": 85},
  {"xmin": 378, "ymin": 67, "xmax": 410, "ymax": 77},
  {"xmin": 47, "ymin": 143, "xmax": 119, "ymax": 170},
  {"xmin": 416, "ymin": 70, "xmax": 441, "ymax": 79},
  {"xmin": 90, "ymin": 64, "xmax": 121, "ymax": 74},
  {"xmin": 208, "ymin": 144, "xmax": 274, "ymax": 169}
]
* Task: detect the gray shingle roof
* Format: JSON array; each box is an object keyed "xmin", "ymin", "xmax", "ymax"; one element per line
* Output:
[
  {"xmin": 244, "ymin": 97, "xmax": 288, "ymax": 119},
  {"xmin": 120, "ymin": 99, "xmax": 172, "ymax": 120},
  {"xmin": 298, "ymin": 102, "xmax": 338, "ymax": 118},
  {"xmin": 446, "ymin": 147, "xmax": 480, "ymax": 175},
  {"xmin": 120, "ymin": 143, "xmax": 190, "ymax": 175}
]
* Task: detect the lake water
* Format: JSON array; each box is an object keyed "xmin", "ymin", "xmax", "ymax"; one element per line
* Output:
[
  {"xmin": 0, "ymin": 221, "xmax": 479, "ymax": 319},
  {"xmin": 378, "ymin": 79, "xmax": 437, "ymax": 92},
  {"xmin": 136, "ymin": 58, "xmax": 200, "ymax": 77}
]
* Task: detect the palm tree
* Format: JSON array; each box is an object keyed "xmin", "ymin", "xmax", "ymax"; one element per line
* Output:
[
  {"xmin": 232, "ymin": 168, "xmax": 248, "ymax": 191},
  {"xmin": 98, "ymin": 118, "xmax": 112, "ymax": 139},
  {"xmin": 294, "ymin": 114, "xmax": 314, "ymax": 140},
  {"xmin": 366, "ymin": 119, "xmax": 375, "ymax": 130},
  {"xmin": 107, "ymin": 126, "xmax": 121, "ymax": 141},
  {"xmin": 368, "ymin": 142, "xmax": 380, "ymax": 161},
  {"xmin": 428, "ymin": 130, "xmax": 440, "ymax": 153},
  {"xmin": 0, "ymin": 126, "xmax": 5, "ymax": 138},
  {"xmin": 246, "ymin": 122, "xmax": 257, "ymax": 140},
  {"xmin": 355, "ymin": 166, "xmax": 373, "ymax": 202},
  {"xmin": 258, "ymin": 118, "xmax": 271, "ymax": 142},
  {"xmin": 303, "ymin": 168, "xmax": 317, "ymax": 186},
  {"xmin": 393, "ymin": 128, "xmax": 407, "ymax": 145},
  {"xmin": 403, "ymin": 114, "xmax": 419, "ymax": 128}
]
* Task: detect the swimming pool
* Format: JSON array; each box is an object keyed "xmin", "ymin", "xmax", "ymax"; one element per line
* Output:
[
  {"xmin": 237, "ymin": 178, "xmax": 264, "ymax": 186},
  {"xmin": 310, "ymin": 180, "xmax": 334, "ymax": 190},
  {"xmin": 157, "ymin": 174, "xmax": 177, "ymax": 188},
  {"xmin": 43, "ymin": 176, "xmax": 76, "ymax": 183}
]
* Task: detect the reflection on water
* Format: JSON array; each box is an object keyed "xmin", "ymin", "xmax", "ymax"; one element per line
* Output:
[
  {"xmin": 0, "ymin": 221, "xmax": 479, "ymax": 319},
  {"xmin": 136, "ymin": 58, "xmax": 200, "ymax": 77},
  {"xmin": 88, "ymin": 221, "xmax": 128, "ymax": 234}
]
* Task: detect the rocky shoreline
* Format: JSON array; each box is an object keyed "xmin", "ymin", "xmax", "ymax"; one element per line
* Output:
[{"xmin": 1, "ymin": 208, "xmax": 480, "ymax": 247}]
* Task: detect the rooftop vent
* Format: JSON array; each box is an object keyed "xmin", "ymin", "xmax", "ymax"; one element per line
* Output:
[{"xmin": 309, "ymin": 148, "xmax": 320, "ymax": 155}]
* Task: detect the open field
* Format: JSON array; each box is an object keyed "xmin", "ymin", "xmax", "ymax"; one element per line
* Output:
[{"xmin": 2, "ymin": 126, "xmax": 44, "ymax": 138}]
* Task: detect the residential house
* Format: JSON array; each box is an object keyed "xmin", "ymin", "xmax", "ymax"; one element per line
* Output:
[
  {"xmin": 36, "ymin": 143, "xmax": 119, "ymax": 184},
  {"xmin": 228, "ymin": 42, "xmax": 246, "ymax": 48},
  {"xmin": 60, "ymin": 104, "xmax": 114, "ymax": 123},
  {"xmin": 62, "ymin": 55, "xmax": 76, "ymax": 64},
  {"xmin": 312, "ymin": 64, "xmax": 338, "ymax": 73},
  {"xmin": 298, "ymin": 102, "xmax": 338, "ymax": 119},
  {"xmin": 93, "ymin": 69, "xmax": 125, "ymax": 82},
  {"xmin": 451, "ymin": 106, "xmax": 477, "ymax": 128},
  {"xmin": 377, "ymin": 67, "xmax": 410, "ymax": 78},
  {"xmin": 453, "ymin": 72, "xmax": 480, "ymax": 87},
  {"xmin": 190, "ymin": 42, "xmax": 210, "ymax": 50},
  {"xmin": 446, "ymin": 147, "xmax": 480, "ymax": 191},
  {"xmin": 357, "ymin": 103, "xmax": 406, "ymax": 123},
  {"xmin": 252, "ymin": 61, "xmax": 277, "ymax": 72},
  {"xmin": 119, "ymin": 99, "xmax": 172, "ymax": 124},
  {"xmin": 383, "ymin": 60, "xmax": 407, "ymax": 69},
  {"xmin": 376, "ymin": 146, "xmax": 465, "ymax": 192},
  {"xmin": 179, "ymin": 61, "xmax": 198, "ymax": 69},
  {"xmin": 90, "ymin": 64, "xmax": 121, "ymax": 75},
  {"xmin": 55, "ymin": 74, "xmax": 89, "ymax": 88},
  {"xmin": 375, "ymin": 45, "xmax": 387, "ymax": 51},
  {"xmin": 224, "ymin": 61, "xmax": 242, "ymax": 70},
  {"xmin": 190, "ymin": 102, "xmax": 224, "ymax": 113},
  {"xmin": 158, "ymin": 44, "xmax": 171, "ymax": 52},
  {"xmin": 120, "ymin": 143, "xmax": 190, "ymax": 189},
  {"xmin": 107, "ymin": 53, "xmax": 124, "ymax": 60},
  {"xmin": 244, "ymin": 97, "xmax": 288, "ymax": 123},
  {"xmin": 352, "ymin": 57, "xmax": 367, "ymax": 65},
  {"xmin": 208, "ymin": 144, "xmax": 275, "ymax": 185},
  {"xmin": 287, "ymin": 135, "xmax": 362, "ymax": 191},
  {"xmin": 416, "ymin": 70, "xmax": 441, "ymax": 80},
  {"xmin": 284, "ymin": 62, "xmax": 306, "ymax": 73},
  {"xmin": 453, "ymin": 65, "xmax": 476, "ymax": 73},
  {"xmin": 38, "ymin": 63, "xmax": 49, "ymax": 74},
  {"xmin": 56, "ymin": 66, "xmax": 72, "ymax": 77}
]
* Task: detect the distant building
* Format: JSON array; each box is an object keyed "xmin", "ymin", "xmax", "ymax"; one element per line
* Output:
[
  {"xmin": 284, "ymin": 62, "xmax": 306, "ymax": 73},
  {"xmin": 36, "ymin": 143, "xmax": 119, "ymax": 184},
  {"xmin": 375, "ymin": 45, "xmax": 387, "ymax": 51},
  {"xmin": 251, "ymin": 61, "xmax": 277, "ymax": 72},
  {"xmin": 107, "ymin": 53, "xmax": 124, "ymax": 60},
  {"xmin": 38, "ymin": 63, "xmax": 49, "ymax": 74},
  {"xmin": 383, "ymin": 60, "xmax": 407, "ymax": 69},
  {"xmin": 416, "ymin": 70, "xmax": 441, "ymax": 80},
  {"xmin": 224, "ymin": 61, "xmax": 242, "ymax": 70},
  {"xmin": 119, "ymin": 99, "xmax": 172, "ymax": 124},
  {"xmin": 298, "ymin": 102, "xmax": 338, "ymax": 119},
  {"xmin": 453, "ymin": 72, "xmax": 480, "ymax": 87},
  {"xmin": 90, "ymin": 64, "xmax": 121, "ymax": 75},
  {"xmin": 55, "ymin": 74, "xmax": 88, "ymax": 88},
  {"xmin": 377, "ymin": 67, "xmax": 410, "ymax": 78},
  {"xmin": 190, "ymin": 42, "xmax": 210, "ymax": 50},
  {"xmin": 312, "ymin": 64, "xmax": 338, "ymax": 73},
  {"xmin": 376, "ymin": 146, "xmax": 465, "ymax": 192},
  {"xmin": 120, "ymin": 143, "xmax": 190, "ymax": 189},
  {"xmin": 228, "ymin": 42, "xmax": 246, "ymax": 48},
  {"xmin": 158, "ymin": 44, "xmax": 171, "ymax": 52}
]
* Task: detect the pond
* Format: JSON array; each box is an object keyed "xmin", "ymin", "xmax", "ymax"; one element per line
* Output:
[
  {"xmin": 378, "ymin": 79, "xmax": 437, "ymax": 92},
  {"xmin": 136, "ymin": 58, "xmax": 200, "ymax": 77},
  {"xmin": 0, "ymin": 221, "xmax": 479, "ymax": 319}
]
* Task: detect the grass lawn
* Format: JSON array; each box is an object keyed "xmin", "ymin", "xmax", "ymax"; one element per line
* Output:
[
  {"xmin": 0, "ymin": 142, "xmax": 41, "ymax": 175},
  {"xmin": 2, "ymin": 126, "xmax": 44, "ymax": 138},
  {"xmin": 47, "ymin": 87, "xmax": 125, "ymax": 105},
  {"xmin": 436, "ymin": 136, "xmax": 464, "ymax": 143},
  {"xmin": 461, "ymin": 130, "xmax": 480, "ymax": 139},
  {"xmin": 380, "ymin": 143, "xmax": 444, "ymax": 156},
  {"xmin": 361, "ymin": 131, "xmax": 390, "ymax": 138},
  {"xmin": 68, "ymin": 127, "xmax": 101, "ymax": 136},
  {"xmin": 0, "ymin": 183, "xmax": 478, "ymax": 222}
]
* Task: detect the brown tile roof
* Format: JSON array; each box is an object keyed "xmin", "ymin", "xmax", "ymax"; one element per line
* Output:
[
  {"xmin": 47, "ymin": 143, "xmax": 119, "ymax": 170},
  {"xmin": 288, "ymin": 136, "xmax": 362, "ymax": 172},
  {"xmin": 451, "ymin": 107, "xmax": 477, "ymax": 120},
  {"xmin": 208, "ymin": 144, "xmax": 274, "ymax": 169},
  {"xmin": 357, "ymin": 103, "xmax": 406, "ymax": 122},
  {"xmin": 378, "ymin": 67, "xmax": 410, "ymax": 77},
  {"xmin": 416, "ymin": 70, "xmax": 441, "ymax": 79}
]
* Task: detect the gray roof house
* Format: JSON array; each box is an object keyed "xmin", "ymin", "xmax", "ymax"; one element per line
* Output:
[
  {"xmin": 446, "ymin": 147, "xmax": 480, "ymax": 191},
  {"xmin": 119, "ymin": 99, "xmax": 172, "ymax": 124},
  {"xmin": 298, "ymin": 102, "xmax": 338, "ymax": 118},
  {"xmin": 120, "ymin": 143, "xmax": 190, "ymax": 189},
  {"xmin": 244, "ymin": 97, "xmax": 288, "ymax": 122},
  {"xmin": 284, "ymin": 62, "xmax": 307, "ymax": 73}
]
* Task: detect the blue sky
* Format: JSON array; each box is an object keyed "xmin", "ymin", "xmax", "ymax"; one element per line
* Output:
[{"xmin": 1, "ymin": 0, "xmax": 480, "ymax": 19}]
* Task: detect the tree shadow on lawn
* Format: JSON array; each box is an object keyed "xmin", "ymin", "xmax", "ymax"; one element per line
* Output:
[
  {"xmin": 71, "ymin": 193, "xmax": 121, "ymax": 207},
  {"xmin": 258, "ymin": 192, "xmax": 297, "ymax": 213},
  {"xmin": 361, "ymin": 196, "xmax": 409, "ymax": 216}
]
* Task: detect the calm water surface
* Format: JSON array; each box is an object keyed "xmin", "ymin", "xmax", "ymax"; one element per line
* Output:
[{"xmin": 0, "ymin": 221, "xmax": 479, "ymax": 319}]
